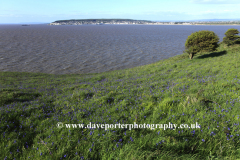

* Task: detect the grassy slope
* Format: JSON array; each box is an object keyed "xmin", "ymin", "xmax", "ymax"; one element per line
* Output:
[{"xmin": 0, "ymin": 44, "xmax": 240, "ymax": 160}]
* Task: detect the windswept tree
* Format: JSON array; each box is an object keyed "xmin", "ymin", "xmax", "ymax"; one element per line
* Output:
[
  {"xmin": 223, "ymin": 28, "xmax": 240, "ymax": 46},
  {"xmin": 185, "ymin": 30, "xmax": 219, "ymax": 59}
]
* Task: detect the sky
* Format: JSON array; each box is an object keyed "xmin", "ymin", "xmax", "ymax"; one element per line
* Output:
[{"xmin": 0, "ymin": 0, "xmax": 240, "ymax": 24}]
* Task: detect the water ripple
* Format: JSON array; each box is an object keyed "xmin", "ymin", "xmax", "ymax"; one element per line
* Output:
[{"xmin": 0, "ymin": 24, "xmax": 239, "ymax": 74}]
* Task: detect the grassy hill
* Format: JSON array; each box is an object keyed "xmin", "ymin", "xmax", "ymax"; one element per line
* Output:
[{"xmin": 0, "ymin": 43, "xmax": 240, "ymax": 159}]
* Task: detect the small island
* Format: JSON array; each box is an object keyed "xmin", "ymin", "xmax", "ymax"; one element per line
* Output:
[
  {"xmin": 49, "ymin": 19, "xmax": 157, "ymax": 25},
  {"xmin": 48, "ymin": 18, "xmax": 240, "ymax": 26}
]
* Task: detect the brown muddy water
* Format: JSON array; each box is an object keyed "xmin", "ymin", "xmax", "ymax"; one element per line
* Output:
[{"xmin": 0, "ymin": 24, "xmax": 239, "ymax": 75}]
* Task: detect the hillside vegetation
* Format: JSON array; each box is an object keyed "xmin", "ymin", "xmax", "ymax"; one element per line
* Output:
[{"xmin": 0, "ymin": 43, "xmax": 240, "ymax": 159}]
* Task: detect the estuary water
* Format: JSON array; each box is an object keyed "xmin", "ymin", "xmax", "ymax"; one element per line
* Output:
[{"xmin": 0, "ymin": 24, "xmax": 240, "ymax": 75}]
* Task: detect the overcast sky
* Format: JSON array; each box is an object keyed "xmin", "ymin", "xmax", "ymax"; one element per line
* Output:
[{"xmin": 1, "ymin": 0, "xmax": 240, "ymax": 23}]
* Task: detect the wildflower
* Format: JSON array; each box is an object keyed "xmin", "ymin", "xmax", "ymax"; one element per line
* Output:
[{"xmin": 130, "ymin": 137, "xmax": 134, "ymax": 142}]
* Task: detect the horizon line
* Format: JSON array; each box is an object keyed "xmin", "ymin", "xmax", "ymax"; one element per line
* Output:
[{"xmin": 1, "ymin": 18, "xmax": 240, "ymax": 24}]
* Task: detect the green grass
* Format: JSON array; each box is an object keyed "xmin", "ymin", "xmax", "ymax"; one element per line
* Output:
[{"xmin": 1, "ymin": 43, "xmax": 240, "ymax": 160}]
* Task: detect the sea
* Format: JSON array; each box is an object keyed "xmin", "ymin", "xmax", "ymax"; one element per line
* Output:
[{"xmin": 0, "ymin": 24, "xmax": 240, "ymax": 75}]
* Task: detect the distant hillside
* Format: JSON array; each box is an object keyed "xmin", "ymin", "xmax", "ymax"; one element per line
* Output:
[
  {"xmin": 53, "ymin": 19, "xmax": 153, "ymax": 23},
  {"xmin": 49, "ymin": 19, "xmax": 155, "ymax": 25}
]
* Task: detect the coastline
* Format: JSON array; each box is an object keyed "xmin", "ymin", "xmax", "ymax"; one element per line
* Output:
[{"xmin": 48, "ymin": 23, "xmax": 240, "ymax": 26}]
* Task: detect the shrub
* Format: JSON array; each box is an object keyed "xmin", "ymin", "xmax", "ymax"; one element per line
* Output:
[
  {"xmin": 223, "ymin": 28, "xmax": 240, "ymax": 46},
  {"xmin": 185, "ymin": 30, "xmax": 219, "ymax": 59}
]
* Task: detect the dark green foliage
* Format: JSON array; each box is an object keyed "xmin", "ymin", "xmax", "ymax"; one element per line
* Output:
[
  {"xmin": 185, "ymin": 30, "xmax": 219, "ymax": 59},
  {"xmin": 223, "ymin": 28, "xmax": 240, "ymax": 46}
]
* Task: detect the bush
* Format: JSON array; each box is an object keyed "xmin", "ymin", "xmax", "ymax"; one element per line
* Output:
[
  {"xmin": 223, "ymin": 28, "xmax": 240, "ymax": 46},
  {"xmin": 185, "ymin": 30, "xmax": 219, "ymax": 59}
]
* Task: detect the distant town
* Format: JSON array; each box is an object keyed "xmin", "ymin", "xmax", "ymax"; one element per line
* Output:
[{"xmin": 49, "ymin": 19, "xmax": 240, "ymax": 26}]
